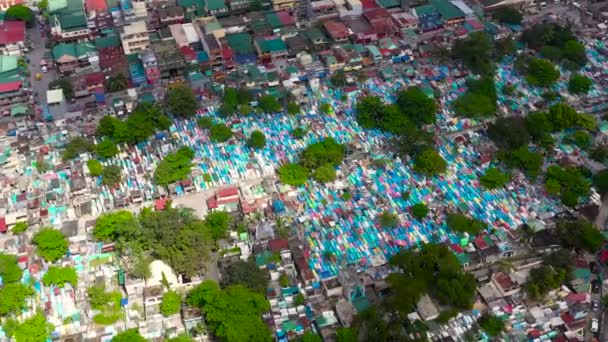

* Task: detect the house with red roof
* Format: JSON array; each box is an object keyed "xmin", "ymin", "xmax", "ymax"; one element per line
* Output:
[
  {"xmin": 363, "ymin": 8, "xmax": 399, "ymax": 38},
  {"xmin": 323, "ymin": 21, "xmax": 350, "ymax": 42},
  {"xmin": 0, "ymin": 21, "xmax": 26, "ymax": 56},
  {"xmin": 85, "ymin": 0, "xmax": 112, "ymax": 32}
]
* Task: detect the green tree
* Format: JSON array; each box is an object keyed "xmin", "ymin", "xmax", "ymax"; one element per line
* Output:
[
  {"xmin": 446, "ymin": 213, "xmax": 486, "ymax": 235},
  {"xmin": 540, "ymin": 45, "xmax": 562, "ymax": 61},
  {"xmin": 301, "ymin": 331, "xmax": 322, "ymax": 342},
  {"xmin": 38, "ymin": 0, "xmax": 48, "ymax": 11},
  {"xmin": 525, "ymin": 265, "xmax": 567, "ymax": 300},
  {"xmin": 413, "ymin": 150, "xmax": 447, "ymax": 176},
  {"xmin": 154, "ymin": 147, "xmax": 195, "ymax": 185},
  {"xmin": 278, "ymin": 163, "xmax": 309, "ymax": 186},
  {"xmin": 87, "ymin": 284, "xmax": 113, "ymax": 310},
  {"xmin": 570, "ymin": 130, "xmax": 592, "ymax": 149},
  {"xmin": 258, "ymin": 95, "xmax": 282, "ymax": 113},
  {"xmin": 590, "ymin": 144, "xmax": 608, "ymax": 163},
  {"xmin": 32, "ymin": 228, "xmax": 68, "ymax": 262},
  {"xmin": 479, "ymin": 314, "xmax": 505, "ymax": 337},
  {"xmin": 562, "ymin": 40, "xmax": 588, "ymax": 70},
  {"xmin": 0, "ymin": 253, "xmax": 23, "ymax": 283},
  {"xmin": 13, "ymin": 312, "xmax": 54, "ymax": 342},
  {"xmin": 453, "ymin": 92, "xmax": 496, "ymax": 118},
  {"xmin": 168, "ymin": 334, "xmax": 193, "ymax": 342},
  {"xmin": 568, "ymin": 73, "xmax": 593, "ymax": 94},
  {"xmin": 205, "ymin": 211, "xmax": 230, "ymax": 241},
  {"xmin": 555, "ymin": 219, "xmax": 604, "ymax": 253},
  {"xmin": 166, "ymin": 85, "xmax": 198, "ymax": 118},
  {"xmin": 96, "ymin": 116, "xmax": 122, "ymax": 137},
  {"xmin": 42, "ymin": 266, "xmax": 78, "ymax": 287},
  {"xmin": 247, "ymin": 130, "xmax": 266, "ymax": 149},
  {"xmin": 160, "ymin": 291, "xmax": 182, "ymax": 317},
  {"xmin": 498, "ymin": 147, "xmax": 543, "ymax": 179},
  {"xmin": 93, "ymin": 210, "xmax": 138, "ymax": 243},
  {"xmin": 221, "ymin": 259, "xmax": 269, "ymax": 294},
  {"xmin": 330, "ymin": 69, "xmax": 347, "ymax": 88},
  {"xmin": 479, "ymin": 168, "xmax": 511, "ymax": 189},
  {"xmin": 104, "ymin": 73, "xmax": 129, "ymax": 92},
  {"xmin": 138, "ymin": 207, "xmax": 212, "ymax": 277},
  {"xmin": 11, "ymin": 222, "xmax": 27, "ymax": 235},
  {"xmin": 102, "ymin": 165, "xmax": 122, "ymax": 186},
  {"xmin": 493, "ymin": 7, "xmax": 522, "ymax": 24},
  {"xmin": 525, "ymin": 58, "xmax": 560, "ymax": 87},
  {"xmin": 319, "ymin": 103, "xmax": 332, "ymax": 115},
  {"xmin": 291, "ymin": 127, "xmax": 307, "ymax": 139},
  {"xmin": 451, "ymin": 32, "xmax": 494, "ymax": 76},
  {"xmin": 210, "ymin": 123, "xmax": 233, "ymax": 142},
  {"xmin": 410, "ymin": 203, "xmax": 429, "ymax": 220},
  {"xmin": 287, "ymin": 102, "xmax": 301, "ymax": 115},
  {"xmin": 336, "ymin": 327, "xmax": 358, "ymax": 342},
  {"xmin": 6, "ymin": 5, "xmax": 34, "ymax": 27},
  {"xmin": 378, "ymin": 211, "xmax": 398, "ymax": 228},
  {"xmin": 187, "ymin": 281, "xmax": 271, "ymax": 342},
  {"xmin": 112, "ymin": 329, "xmax": 146, "ymax": 342},
  {"xmin": 87, "ymin": 159, "xmax": 103, "ymax": 177},
  {"xmin": 238, "ymin": 104, "xmax": 253, "ymax": 115},
  {"xmin": 396, "ymin": 87, "xmax": 438, "ymax": 125},
  {"xmin": 544, "ymin": 165, "xmax": 590, "ymax": 207},
  {"xmin": 96, "ymin": 139, "xmax": 119, "ymax": 158},
  {"xmin": 300, "ymin": 138, "xmax": 345, "ymax": 169},
  {"xmin": 0, "ymin": 283, "xmax": 34, "ymax": 316},
  {"xmin": 62, "ymin": 136, "xmax": 93, "ymax": 160},
  {"xmin": 197, "ymin": 117, "xmax": 213, "ymax": 129},
  {"xmin": 313, "ymin": 163, "xmax": 336, "ymax": 183},
  {"xmin": 48, "ymin": 78, "xmax": 74, "ymax": 100},
  {"xmin": 593, "ymin": 169, "xmax": 608, "ymax": 195},
  {"xmin": 125, "ymin": 103, "xmax": 172, "ymax": 144},
  {"xmin": 487, "ymin": 117, "xmax": 529, "ymax": 149}
]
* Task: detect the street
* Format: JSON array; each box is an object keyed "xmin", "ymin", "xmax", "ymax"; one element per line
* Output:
[{"xmin": 28, "ymin": 21, "xmax": 56, "ymax": 107}]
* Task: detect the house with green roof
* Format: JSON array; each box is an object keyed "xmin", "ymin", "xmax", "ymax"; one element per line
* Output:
[
  {"xmin": 0, "ymin": 55, "xmax": 28, "ymax": 117},
  {"xmin": 178, "ymin": 0, "xmax": 206, "ymax": 19},
  {"xmin": 50, "ymin": 0, "xmax": 90, "ymax": 41},
  {"xmin": 255, "ymin": 36, "xmax": 288, "ymax": 62},
  {"xmin": 226, "ymin": 33, "xmax": 257, "ymax": 64},
  {"xmin": 306, "ymin": 28, "xmax": 328, "ymax": 51},
  {"xmin": 52, "ymin": 42, "xmax": 97, "ymax": 74},
  {"xmin": 430, "ymin": 0, "xmax": 465, "ymax": 24},
  {"xmin": 206, "ymin": 0, "xmax": 228, "ymax": 16}
]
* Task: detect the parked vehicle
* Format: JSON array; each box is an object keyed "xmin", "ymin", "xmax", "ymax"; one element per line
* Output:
[
  {"xmin": 593, "ymin": 300, "xmax": 599, "ymax": 312},
  {"xmin": 591, "ymin": 318, "xmax": 599, "ymax": 333}
]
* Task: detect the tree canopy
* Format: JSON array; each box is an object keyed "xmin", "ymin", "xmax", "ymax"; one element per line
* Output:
[
  {"xmin": 187, "ymin": 281, "xmax": 271, "ymax": 342},
  {"xmin": 479, "ymin": 314, "xmax": 505, "ymax": 337},
  {"xmin": 498, "ymin": 147, "xmax": 543, "ymax": 179},
  {"xmin": 96, "ymin": 104, "xmax": 171, "ymax": 145},
  {"xmin": 410, "ymin": 203, "xmax": 429, "ymax": 220},
  {"xmin": 301, "ymin": 138, "xmax": 345, "ymax": 169},
  {"xmin": 62, "ymin": 137, "xmax": 93, "ymax": 160},
  {"xmin": 11, "ymin": 312, "xmax": 54, "ymax": 342},
  {"xmin": 6, "ymin": 5, "xmax": 34, "ymax": 27},
  {"xmin": 154, "ymin": 147, "xmax": 195, "ymax": 186},
  {"xmin": 356, "ymin": 96, "xmax": 416, "ymax": 134},
  {"xmin": 493, "ymin": 7, "xmax": 522, "ymax": 24},
  {"xmin": 523, "ymin": 58, "xmax": 560, "ymax": 87},
  {"xmin": 593, "ymin": 169, "xmax": 608, "ymax": 195},
  {"xmin": 87, "ymin": 159, "xmax": 103, "ymax": 177},
  {"xmin": 0, "ymin": 283, "xmax": 34, "ymax": 316},
  {"xmin": 479, "ymin": 168, "xmax": 511, "ymax": 189},
  {"xmin": 32, "ymin": 228, "xmax": 68, "ymax": 262},
  {"xmin": 247, "ymin": 130, "xmax": 266, "ymax": 149},
  {"xmin": 413, "ymin": 150, "xmax": 447, "ymax": 176},
  {"xmin": 166, "ymin": 85, "xmax": 198, "ymax": 117},
  {"xmin": 160, "ymin": 291, "xmax": 182, "ymax": 317},
  {"xmin": 287, "ymin": 102, "xmax": 301, "ymax": 115},
  {"xmin": 93, "ymin": 210, "xmax": 139, "ymax": 244},
  {"xmin": 544, "ymin": 165, "xmax": 590, "ymax": 207},
  {"xmin": 525, "ymin": 265, "xmax": 568, "ymax": 300},
  {"xmin": 452, "ymin": 32, "xmax": 494, "ymax": 76},
  {"xmin": 388, "ymin": 244, "xmax": 476, "ymax": 314},
  {"xmin": 453, "ymin": 78, "xmax": 497, "ymax": 118},
  {"xmin": 42, "ymin": 266, "xmax": 78, "ymax": 288},
  {"xmin": 396, "ymin": 87, "xmax": 438, "ymax": 126},
  {"xmin": 378, "ymin": 211, "xmax": 399, "ymax": 228},
  {"xmin": 197, "ymin": 117, "xmax": 213, "ymax": 129},
  {"xmin": 49, "ymin": 78, "xmax": 74, "ymax": 100},
  {"xmin": 312, "ymin": 163, "xmax": 337, "ymax": 183},
  {"xmin": 221, "ymin": 259, "xmax": 269, "ymax": 294},
  {"xmin": 112, "ymin": 329, "xmax": 147, "ymax": 342},
  {"xmin": 330, "ymin": 69, "xmax": 347, "ymax": 88},
  {"xmin": 555, "ymin": 219, "xmax": 604, "ymax": 253},
  {"xmin": 258, "ymin": 95, "xmax": 282, "ymax": 113},
  {"xmin": 95, "ymin": 139, "xmax": 119, "ymax": 159},
  {"xmin": 0, "ymin": 253, "xmax": 22, "ymax": 283},
  {"xmin": 278, "ymin": 163, "xmax": 309, "ymax": 186},
  {"xmin": 446, "ymin": 213, "xmax": 486, "ymax": 236},
  {"xmin": 336, "ymin": 327, "xmax": 358, "ymax": 342},
  {"xmin": 210, "ymin": 123, "xmax": 234, "ymax": 143},
  {"xmin": 487, "ymin": 117, "xmax": 529, "ymax": 149},
  {"xmin": 101, "ymin": 165, "xmax": 122, "ymax": 187},
  {"xmin": 204, "ymin": 211, "xmax": 230, "ymax": 241},
  {"xmin": 568, "ymin": 73, "xmax": 593, "ymax": 94}
]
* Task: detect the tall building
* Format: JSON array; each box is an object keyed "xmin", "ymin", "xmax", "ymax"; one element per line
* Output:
[{"xmin": 120, "ymin": 21, "xmax": 150, "ymax": 54}]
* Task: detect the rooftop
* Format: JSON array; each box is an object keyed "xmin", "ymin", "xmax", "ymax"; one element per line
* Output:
[{"xmin": 0, "ymin": 21, "xmax": 25, "ymax": 45}]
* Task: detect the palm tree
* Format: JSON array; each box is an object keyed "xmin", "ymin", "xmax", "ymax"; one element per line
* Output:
[{"xmin": 105, "ymin": 73, "xmax": 129, "ymax": 92}]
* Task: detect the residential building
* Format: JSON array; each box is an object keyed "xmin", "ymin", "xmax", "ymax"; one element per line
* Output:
[
  {"xmin": 127, "ymin": 54, "xmax": 147, "ymax": 87},
  {"xmin": 363, "ymin": 8, "xmax": 399, "ymax": 38},
  {"xmin": 271, "ymin": 0, "xmax": 299, "ymax": 11},
  {"xmin": 158, "ymin": 6, "xmax": 185, "ymax": 26},
  {"xmin": 206, "ymin": 0, "xmax": 229, "ymax": 16},
  {"xmin": 228, "ymin": 0, "xmax": 251, "ymax": 13},
  {"xmin": 308, "ymin": 0, "xmax": 339, "ymax": 20},
  {"xmin": 202, "ymin": 34, "xmax": 222, "ymax": 66},
  {"xmin": 178, "ymin": 0, "xmax": 206, "ymax": 19},
  {"xmin": 151, "ymin": 39, "xmax": 186, "ymax": 79},
  {"xmin": 141, "ymin": 49, "xmax": 160, "ymax": 84},
  {"xmin": 85, "ymin": 0, "xmax": 112, "ymax": 33},
  {"xmin": 323, "ymin": 21, "xmax": 350, "ymax": 43},
  {"xmin": 0, "ymin": 21, "xmax": 26, "ymax": 56},
  {"xmin": 94, "ymin": 34, "xmax": 128, "ymax": 75},
  {"xmin": 430, "ymin": 0, "xmax": 465, "ymax": 25},
  {"xmin": 52, "ymin": 42, "xmax": 98, "ymax": 74},
  {"xmin": 491, "ymin": 271, "xmax": 521, "ymax": 297},
  {"xmin": 307, "ymin": 28, "xmax": 329, "ymax": 50},
  {"xmin": 50, "ymin": 0, "xmax": 91, "ymax": 41},
  {"xmin": 255, "ymin": 36, "xmax": 288, "ymax": 62},
  {"xmin": 0, "ymin": 55, "xmax": 29, "ymax": 117},
  {"xmin": 120, "ymin": 21, "xmax": 150, "ymax": 54}
]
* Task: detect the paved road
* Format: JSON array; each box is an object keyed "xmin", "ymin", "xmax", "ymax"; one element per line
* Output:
[{"xmin": 28, "ymin": 21, "xmax": 56, "ymax": 107}]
